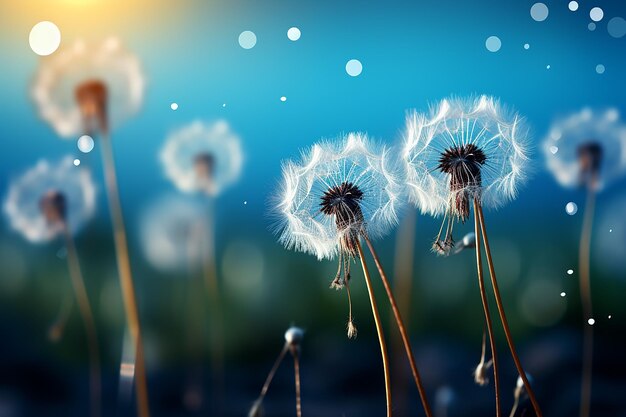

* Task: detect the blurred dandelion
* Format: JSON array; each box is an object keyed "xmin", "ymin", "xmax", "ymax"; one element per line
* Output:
[
  {"xmin": 275, "ymin": 133, "xmax": 432, "ymax": 417},
  {"xmin": 31, "ymin": 37, "xmax": 150, "ymax": 417},
  {"xmin": 543, "ymin": 108, "xmax": 626, "ymax": 417},
  {"xmin": 402, "ymin": 96, "xmax": 540, "ymax": 417},
  {"xmin": 160, "ymin": 120, "xmax": 243, "ymax": 196},
  {"xmin": 159, "ymin": 120, "xmax": 243, "ymax": 413},
  {"xmin": 3, "ymin": 157, "xmax": 101, "ymax": 417},
  {"xmin": 249, "ymin": 326, "xmax": 305, "ymax": 417},
  {"xmin": 474, "ymin": 329, "xmax": 494, "ymax": 386}
]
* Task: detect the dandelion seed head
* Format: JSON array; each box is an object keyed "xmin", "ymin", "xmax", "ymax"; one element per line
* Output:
[
  {"xmin": 31, "ymin": 37, "xmax": 145, "ymax": 137},
  {"xmin": 284, "ymin": 326, "xmax": 304, "ymax": 347},
  {"xmin": 274, "ymin": 132, "xmax": 404, "ymax": 260},
  {"xmin": 160, "ymin": 120, "xmax": 243, "ymax": 197},
  {"xmin": 347, "ymin": 320, "xmax": 358, "ymax": 339},
  {"xmin": 402, "ymin": 95, "xmax": 530, "ymax": 218},
  {"xmin": 473, "ymin": 359, "xmax": 493, "ymax": 386},
  {"xmin": 139, "ymin": 195, "xmax": 209, "ymax": 273},
  {"xmin": 543, "ymin": 108, "xmax": 626, "ymax": 191},
  {"xmin": 3, "ymin": 157, "xmax": 96, "ymax": 243}
]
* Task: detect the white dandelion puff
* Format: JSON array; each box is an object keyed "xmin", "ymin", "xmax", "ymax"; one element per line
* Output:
[
  {"xmin": 543, "ymin": 108, "xmax": 626, "ymax": 191},
  {"xmin": 31, "ymin": 37, "xmax": 145, "ymax": 137},
  {"xmin": 3, "ymin": 157, "xmax": 96, "ymax": 243},
  {"xmin": 139, "ymin": 195, "xmax": 209, "ymax": 273},
  {"xmin": 160, "ymin": 120, "xmax": 243, "ymax": 196},
  {"xmin": 275, "ymin": 132, "xmax": 403, "ymax": 261},
  {"xmin": 401, "ymin": 96, "xmax": 530, "ymax": 254},
  {"xmin": 402, "ymin": 95, "xmax": 530, "ymax": 218}
]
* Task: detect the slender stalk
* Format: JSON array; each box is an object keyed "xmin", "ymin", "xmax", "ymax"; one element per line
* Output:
[
  {"xmin": 63, "ymin": 226, "xmax": 101, "ymax": 417},
  {"xmin": 100, "ymin": 134, "xmax": 150, "ymax": 417},
  {"xmin": 293, "ymin": 351, "xmax": 302, "ymax": 417},
  {"xmin": 363, "ymin": 236, "xmax": 432, "ymax": 417},
  {"xmin": 356, "ymin": 240, "xmax": 392, "ymax": 417},
  {"xmin": 256, "ymin": 344, "xmax": 288, "ymax": 403},
  {"xmin": 579, "ymin": 189, "xmax": 596, "ymax": 417},
  {"xmin": 473, "ymin": 200, "xmax": 501, "ymax": 417},
  {"xmin": 202, "ymin": 199, "xmax": 224, "ymax": 413},
  {"xmin": 391, "ymin": 211, "xmax": 417, "ymax": 413},
  {"xmin": 48, "ymin": 289, "xmax": 74, "ymax": 342},
  {"xmin": 476, "ymin": 204, "xmax": 542, "ymax": 417},
  {"xmin": 508, "ymin": 397, "xmax": 520, "ymax": 417}
]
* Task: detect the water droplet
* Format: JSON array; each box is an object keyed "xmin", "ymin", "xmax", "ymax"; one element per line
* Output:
[
  {"xmin": 530, "ymin": 3, "xmax": 549, "ymax": 21},
  {"xmin": 243, "ymin": 201, "xmax": 248, "ymax": 205},
  {"xmin": 222, "ymin": 103, "xmax": 227, "ymax": 108},
  {"xmin": 560, "ymin": 292, "xmax": 566, "ymax": 297},
  {"xmin": 345, "ymin": 59, "xmax": 363, "ymax": 77},
  {"xmin": 550, "ymin": 146, "xmax": 559, "ymax": 154},
  {"xmin": 73, "ymin": 159, "xmax": 81, "ymax": 166},
  {"xmin": 587, "ymin": 318, "xmax": 595, "ymax": 325},
  {"xmin": 77, "ymin": 135, "xmax": 94, "ymax": 153},
  {"xmin": 287, "ymin": 27, "xmax": 301, "ymax": 41},
  {"xmin": 608, "ymin": 17, "xmax": 626, "ymax": 38},
  {"xmin": 524, "ymin": 43, "xmax": 530, "ymax": 50},
  {"xmin": 568, "ymin": 1, "xmax": 579, "ymax": 11},
  {"xmin": 608, "ymin": 315, "xmax": 612, "ymax": 319},
  {"xmin": 609, "ymin": 228, "xmax": 613, "ymax": 233},
  {"xmin": 590, "ymin": 7, "xmax": 604, "ymax": 22},
  {"xmin": 485, "ymin": 36, "xmax": 502, "ymax": 52},
  {"xmin": 566, "ymin": 202, "xmax": 578, "ymax": 215},
  {"xmin": 280, "ymin": 96, "xmax": 287, "ymax": 102},
  {"xmin": 546, "ymin": 64, "xmax": 551, "ymax": 69},
  {"xmin": 170, "ymin": 102, "xmax": 178, "ymax": 111},
  {"xmin": 238, "ymin": 31, "xmax": 257, "ymax": 49},
  {"xmin": 596, "ymin": 64, "xmax": 605, "ymax": 74},
  {"xmin": 588, "ymin": 22, "xmax": 597, "ymax": 31},
  {"xmin": 567, "ymin": 269, "xmax": 574, "ymax": 275}
]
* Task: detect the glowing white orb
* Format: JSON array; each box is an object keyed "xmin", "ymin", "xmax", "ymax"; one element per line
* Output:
[
  {"xmin": 485, "ymin": 36, "xmax": 501, "ymax": 52},
  {"xmin": 29, "ymin": 21, "xmax": 61, "ymax": 56},
  {"xmin": 73, "ymin": 159, "xmax": 81, "ymax": 166},
  {"xmin": 287, "ymin": 27, "xmax": 301, "ymax": 41},
  {"xmin": 590, "ymin": 7, "xmax": 604, "ymax": 22},
  {"xmin": 345, "ymin": 59, "xmax": 363, "ymax": 77},
  {"xmin": 566, "ymin": 202, "xmax": 578, "ymax": 215},
  {"xmin": 530, "ymin": 3, "xmax": 549, "ymax": 21},
  {"xmin": 77, "ymin": 135, "xmax": 94, "ymax": 153},
  {"xmin": 239, "ymin": 31, "xmax": 257, "ymax": 49},
  {"xmin": 280, "ymin": 96, "xmax": 287, "ymax": 102},
  {"xmin": 170, "ymin": 102, "xmax": 178, "ymax": 110},
  {"xmin": 568, "ymin": 1, "xmax": 579, "ymax": 12}
]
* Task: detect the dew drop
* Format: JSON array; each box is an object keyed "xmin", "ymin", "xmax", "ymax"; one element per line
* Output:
[{"xmin": 566, "ymin": 202, "xmax": 578, "ymax": 215}]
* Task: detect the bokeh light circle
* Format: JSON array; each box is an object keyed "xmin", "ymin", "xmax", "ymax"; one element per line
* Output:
[
  {"xmin": 238, "ymin": 31, "xmax": 257, "ymax": 49},
  {"xmin": 29, "ymin": 21, "xmax": 61, "ymax": 56},
  {"xmin": 590, "ymin": 7, "xmax": 604, "ymax": 22},
  {"xmin": 530, "ymin": 3, "xmax": 549, "ymax": 22},
  {"xmin": 568, "ymin": 1, "xmax": 579, "ymax": 12},
  {"xmin": 596, "ymin": 64, "xmax": 605, "ymax": 74},
  {"xmin": 287, "ymin": 27, "xmax": 301, "ymax": 41},
  {"xmin": 566, "ymin": 202, "xmax": 578, "ymax": 215},
  {"xmin": 77, "ymin": 135, "xmax": 94, "ymax": 153},
  {"xmin": 345, "ymin": 59, "xmax": 363, "ymax": 77},
  {"xmin": 607, "ymin": 17, "xmax": 626, "ymax": 38},
  {"xmin": 588, "ymin": 22, "xmax": 597, "ymax": 31},
  {"xmin": 485, "ymin": 36, "xmax": 501, "ymax": 52}
]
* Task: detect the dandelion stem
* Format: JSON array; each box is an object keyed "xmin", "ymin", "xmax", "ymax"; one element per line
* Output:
[
  {"xmin": 363, "ymin": 235, "xmax": 432, "ymax": 417},
  {"xmin": 257, "ymin": 344, "xmax": 289, "ymax": 403},
  {"xmin": 508, "ymin": 397, "xmax": 520, "ymax": 417},
  {"xmin": 202, "ymin": 198, "xmax": 225, "ymax": 413},
  {"xmin": 356, "ymin": 240, "xmax": 393, "ymax": 417},
  {"xmin": 48, "ymin": 288, "xmax": 74, "ymax": 342},
  {"xmin": 293, "ymin": 350, "xmax": 302, "ymax": 417},
  {"xmin": 476, "ymin": 203, "xmax": 542, "ymax": 417},
  {"xmin": 579, "ymin": 189, "xmax": 596, "ymax": 417},
  {"xmin": 100, "ymin": 134, "xmax": 150, "ymax": 417},
  {"xmin": 63, "ymin": 226, "xmax": 101, "ymax": 417},
  {"xmin": 473, "ymin": 200, "xmax": 501, "ymax": 417}
]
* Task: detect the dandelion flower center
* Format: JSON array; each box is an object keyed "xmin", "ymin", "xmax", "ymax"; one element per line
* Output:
[
  {"xmin": 320, "ymin": 181, "xmax": 365, "ymax": 252},
  {"xmin": 437, "ymin": 143, "xmax": 487, "ymax": 222},
  {"xmin": 193, "ymin": 152, "xmax": 216, "ymax": 193},
  {"xmin": 75, "ymin": 80, "xmax": 108, "ymax": 134},
  {"xmin": 39, "ymin": 189, "xmax": 67, "ymax": 225},
  {"xmin": 577, "ymin": 142, "xmax": 603, "ymax": 189}
]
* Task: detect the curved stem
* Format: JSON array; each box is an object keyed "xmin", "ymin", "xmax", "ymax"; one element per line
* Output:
[
  {"xmin": 476, "ymin": 204, "xmax": 542, "ymax": 417},
  {"xmin": 356, "ymin": 240, "xmax": 392, "ymax": 417},
  {"xmin": 363, "ymin": 236, "xmax": 432, "ymax": 417},
  {"xmin": 64, "ymin": 227, "xmax": 101, "ymax": 417},
  {"xmin": 257, "ymin": 344, "xmax": 288, "ymax": 403},
  {"xmin": 473, "ymin": 201, "xmax": 501, "ymax": 417},
  {"xmin": 100, "ymin": 134, "xmax": 150, "ymax": 417},
  {"xmin": 48, "ymin": 289, "xmax": 74, "ymax": 342},
  {"xmin": 293, "ymin": 351, "xmax": 302, "ymax": 417},
  {"xmin": 579, "ymin": 190, "xmax": 596, "ymax": 417},
  {"xmin": 508, "ymin": 397, "xmax": 519, "ymax": 417}
]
